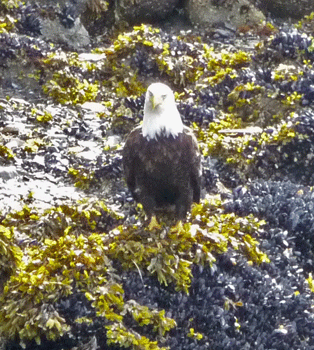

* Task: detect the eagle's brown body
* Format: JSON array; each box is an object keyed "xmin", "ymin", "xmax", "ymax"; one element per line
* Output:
[{"xmin": 123, "ymin": 125, "xmax": 201, "ymax": 219}]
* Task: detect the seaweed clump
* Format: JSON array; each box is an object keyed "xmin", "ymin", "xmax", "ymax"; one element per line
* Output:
[
  {"xmin": 0, "ymin": 224, "xmax": 22, "ymax": 290},
  {"xmin": 42, "ymin": 59, "xmax": 100, "ymax": 105},
  {"xmin": 0, "ymin": 199, "xmax": 176, "ymax": 349},
  {"xmin": 0, "ymin": 195, "xmax": 268, "ymax": 349}
]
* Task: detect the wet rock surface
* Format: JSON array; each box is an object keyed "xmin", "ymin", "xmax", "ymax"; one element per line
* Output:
[
  {"xmin": 116, "ymin": 0, "xmax": 180, "ymax": 24},
  {"xmin": 185, "ymin": 0, "xmax": 265, "ymax": 30},
  {"xmin": 264, "ymin": 0, "xmax": 314, "ymax": 19}
]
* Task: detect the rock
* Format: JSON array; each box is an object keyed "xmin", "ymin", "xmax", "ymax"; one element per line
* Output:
[
  {"xmin": 264, "ymin": 0, "xmax": 314, "ymax": 19},
  {"xmin": 81, "ymin": 102, "xmax": 108, "ymax": 113},
  {"xmin": 79, "ymin": 0, "xmax": 114, "ymax": 36},
  {"xmin": 0, "ymin": 166, "xmax": 18, "ymax": 181},
  {"xmin": 185, "ymin": 0, "xmax": 265, "ymax": 30},
  {"xmin": 20, "ymin": 0, "xmax": 91, "ymax": 48},
  {"xmin": 23, "ymin": 0, "xmax": 111, "ymax": 36},
  {"xmin": 116, "ymin": 0, "xmax": 180, "ymax": 24},
  {"xmin": 78, "ymin": 53, "xmax": 106, "ymax": 62},
  {"xmin": 2, "ymin": 121, "xmax": 29, "ymax": 135},
  {"xmin": 26, "ymin": 0, "xmax": 93, "ymax": 13},
  {"xmin": 41, "ymin": 17, "xmax": 90, "ymax": 49},
  {"xmin": 2, "ymin": 125, "xmax": 21, "ymax": 135},
  {"xmin": 5, "ymin": 138, "xmax": 25, "ymax": 149}
]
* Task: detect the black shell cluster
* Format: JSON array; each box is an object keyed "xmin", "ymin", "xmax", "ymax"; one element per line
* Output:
[
  {"xmin": 251, "ymin": 28, "xmax": 314, "ymax": 106},
  {"xmin": 0, "ymin": 31, "xmax": 50, "ymax": 62},
  {"xmin": 130, "ymin": 47, "xmax": 159, "ymax": 76},
  {"xmin": 179, "ymin": 102, "xmax": 216, "ymax": 126},
  {"xmin": 226, "ymin": 180, "xmax": 314, "ymax": 269},
  {"xmin": 251, "ymin": 110, "xmax": 314, "ymax": 186},
  {"xmin": 270, "ymin": 29, "xmax": 314, "ymax": 60},
  {"xmin": 16, "ymin": 4, "xmax": 42, "ymax": 37}
]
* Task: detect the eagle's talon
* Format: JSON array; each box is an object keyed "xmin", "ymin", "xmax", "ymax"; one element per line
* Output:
[
  {"xmin": 176, "ymin": 220, "xmax": 184, "ymax": 233},
  {"xmin": 170, "ymin": 220, "xmax": 184, "ymax": 233},
  {"xmin": 148, "ymin": 216, "xmax": 161, "ymax": 230}
]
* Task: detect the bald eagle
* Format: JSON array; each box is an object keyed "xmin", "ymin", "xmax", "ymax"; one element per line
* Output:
[{"xmin": 122, "ymin": 83, "xmax": 201, "ymax": 221}]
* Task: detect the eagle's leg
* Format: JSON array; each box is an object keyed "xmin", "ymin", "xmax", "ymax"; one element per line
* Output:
[
  {"xmin": 175, "ymin": 195, "xmax": 190, "ymax": 220},
  {"xmin": 139, "ymin": 192, "xmax": 161, "ymax": 229}
]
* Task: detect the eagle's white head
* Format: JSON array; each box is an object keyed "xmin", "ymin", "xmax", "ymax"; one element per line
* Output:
[{"xmin": 142, "ymin": 83, "xmax": 184, "ymax": 140}]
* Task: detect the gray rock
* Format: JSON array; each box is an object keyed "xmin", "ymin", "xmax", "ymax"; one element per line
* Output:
[
  {"xmin": 21, "ymin": 0, "xmax": 91, "ymax": 48},
  {"xmin": 26, "ymin": 0, "xmax": 90, "ymax": 13},
  {"xmin": 2, "ymin": 125, "xmax": 21, "ymax": 135},
  {"xmin": 5, "ymin": 138, "xmax": 25, "ymax": 149},
  {"xmin": 264, "ymin": 0, "xmax": 314, "ymax": 19},
  {"xmin": 78, "ymin": 0, "xmax": 113, "ymax": 36},
  {"xmin": 41, "ymin": 17, "xmax": 90, "ymax": 49},
  {"xmin": 116, "ymin": 0, "xmax": 180, "ymax": 24},
  {"xmin": 0, "ymin": 166, "xmax": 18, "ymax": 181},
  {"xmin": 185, "ymin": 0, "xmax": 265, "ymax": 30},
  {"xmin": 81, "ymin": 102, "xmax": 108, "ymax": 113}
]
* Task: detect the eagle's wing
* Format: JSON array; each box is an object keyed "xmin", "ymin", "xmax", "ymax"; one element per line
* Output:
[
  {"xmin": 185, "ymin": 127, "xmax": 201, "ymax": 203},
  {"xmin": 122, "ymin": 126, "xmax": 141, "ymax": 201}
]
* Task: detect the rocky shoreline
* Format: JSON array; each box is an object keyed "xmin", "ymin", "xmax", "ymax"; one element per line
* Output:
[{"xmin": 2, "ymin": 1, "xmax": 314, "ymax": 350}]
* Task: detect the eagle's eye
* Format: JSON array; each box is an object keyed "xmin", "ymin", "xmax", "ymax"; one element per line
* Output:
[{"xmin": 161, "ymin": 94, "xmax": 167, "ymax": 100}]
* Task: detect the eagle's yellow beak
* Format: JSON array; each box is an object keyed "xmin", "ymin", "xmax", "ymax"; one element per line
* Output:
[
  {"xmin": 150, "ymin": 95, "xmax": 156, "ymax": 110},
  {"xmin": 150, "ymin": 95, "xmax": 161, "ymax": 110}
]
